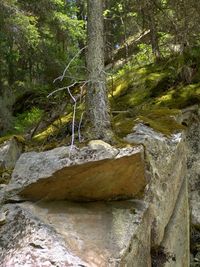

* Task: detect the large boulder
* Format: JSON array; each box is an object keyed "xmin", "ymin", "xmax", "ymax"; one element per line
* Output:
[
  {"xmin": 125, "ymin": 124, "xmax": 187, "ymax": 246},
  {"xmin": 4, "ymin": 140, "xmax": 147, "ymax": 202},
  {"xmin": 0, "ymin": 200, "xmax": 151, "ymax": 267}
]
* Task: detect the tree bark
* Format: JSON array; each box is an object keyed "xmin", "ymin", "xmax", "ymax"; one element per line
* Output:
[
  {"xmin": 86, "ymin": 0, "xmax": 113, "ymax": 141},
  {"xmin": 146, "ymin": 1, "xmax": 161, "ymax": 61},
  {"xmin": 138, "ymin": 0, "xmax": 161, "ymax": 61}
]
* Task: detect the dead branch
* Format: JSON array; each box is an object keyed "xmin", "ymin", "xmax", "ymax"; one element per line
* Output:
[{"xmin": 53, "ymin": 46, "xmax": 87, "ymax": 83}]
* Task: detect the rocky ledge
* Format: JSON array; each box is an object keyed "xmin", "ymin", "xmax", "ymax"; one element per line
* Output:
[
  {"xmin": 4, "ymin": 140, "xmax": 146, "ymax": 202},
  {"xmin": 1, "ymin": 106, "xmax": 199, "ymax": 266}
]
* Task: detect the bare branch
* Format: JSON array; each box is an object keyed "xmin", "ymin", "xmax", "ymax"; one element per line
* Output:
[
  {"xmin": 47, "ymin": 81, "xmax": 81, "ymax": 98},
  {"xmin": 80, "ymin": 80, "xmax": 90, "ymax": 102},
  {"xmin": 53, "ymin": 46, "xmax": 88, "ymax": 83},
  {"xmin": 67, "ymin": 87, "xmax": 76, "ymax": 103},
  {"xmin": 78, "ymin": 112, "xmax": 84, "ymax": 142},
  {"xmin": 67, "ymin": 87, "xmax": 77, "ymax": 150}
]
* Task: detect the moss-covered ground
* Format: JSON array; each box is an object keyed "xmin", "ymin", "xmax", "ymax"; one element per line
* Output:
[
  {"xmin": 110, "ymin": 55, "xmax": 200, "ymax": 138},
  {"xmin": 1, "ymin": 53, "xmax": 200, "ymax": 150}
]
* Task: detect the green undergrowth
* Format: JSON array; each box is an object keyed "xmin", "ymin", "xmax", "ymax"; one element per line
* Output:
[
  {"xmin": 2, "ymin": 53, "xmax": 200, "ymax": 149},
  {"xmin": 14, "ymin": 107, "xmax": 43, "ymax": 133},
  {"xmin": 113, "ymin": 108, "xmax": 185, "ymax": 138},
  {"xmin": 110, "ymin": 57, "xmax": 199, "ymax": 110},
  {"xmin": 155, "ymin": 83, "xmax": 200, "ymax": 108},
  {"xmin": 136, "ymin": 108, "xmax": 185, "ymax": 136},
  {"xmin": 29, "ymin": 104, "xmax": 85, "ymax": 151},
  {"xmin": 0, "ymin": 135, "xmax": 25, "ymax": 145},
  {"xmin": 110, "ymin": 53, "xmax": 200, "ymax": 138}
]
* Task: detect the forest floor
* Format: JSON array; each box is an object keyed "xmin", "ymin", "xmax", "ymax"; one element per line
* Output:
[{"xmin": 1, "ymin": 54, "xmax": 200, "ymax": 151}]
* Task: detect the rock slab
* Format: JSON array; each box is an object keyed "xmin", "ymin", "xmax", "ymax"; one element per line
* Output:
[
  {"xmin": 5, "ymin": 141, "xmax": 146, "ymax": 202},
  {"xmin": 0, "ymin": 200, "xmax": 151, "ymax": 267}
]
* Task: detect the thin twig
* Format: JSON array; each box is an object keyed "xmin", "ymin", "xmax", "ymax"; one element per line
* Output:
[
  {"xmin": 53, "ymin": 46, "xmax": 87, "ymax": 83},
  {"xmin": 67, "ymin": 87, "xmax": 76, "ymax": 150},
  {"xmin": 80, "ymin": 80, "xmax": 90, "ymax": 102},
  {"xmin": 78, "ymin": 112, "xmax": 84, "ymax": 142},
  {"xmin": 47, "ymin": 82, "xmax": 80, "ymax": 98}
]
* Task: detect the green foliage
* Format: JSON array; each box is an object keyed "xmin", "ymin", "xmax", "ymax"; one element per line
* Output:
[
  {"xmin": 0, "ymin": 0, "xmax": 200, "ymax": 139},
  {"xmin": 0, "ymin": 0, "xmax": 86, "ymax": 134},
  {"xmin": 135, "ymin": 44, "xmax": 154, "ymax": 65},
  {"xmin": 14, "ymin": 107, "xmax": 43, "ymax": 133},
  {"xmin": 110, "ymin": 53, "xmax": 200, "ymax": 129},
  {"xmin": 9, "ymin": 13, "xmax": 40, "ymax": 48}
]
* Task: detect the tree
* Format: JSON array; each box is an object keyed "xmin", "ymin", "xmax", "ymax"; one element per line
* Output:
[
  {"xmin": 86, "ymin": 0, "xmax": 113, "ymax": 141},
  {"xmin": 0, "ymin": 0, "xmax": 86, "ymax": 135},
  {"xmin": 137, "ymin": 0, "xmax": 161, "ymax": 61}
]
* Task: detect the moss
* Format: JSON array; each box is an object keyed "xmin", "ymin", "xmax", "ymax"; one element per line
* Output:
[
  {"xmin": 1, "ymin": 55, "xmax": 199, "ymax": 150},
  {"xmin": 110, "ymin": 63, "xmax": 173, "ymax": 113},
  {"xmin": 110, "ymin": 59, "xmax": 188, "ymax": 138},
  {"xmin": 0, "ymin": 135, "xmax": 25, "ymax": 145},
  {"xmin": 136, "ymin": 108, "xmax": 185, "ymax": 136},
  {"xmin": 33, "ymin": 113, "xmax": 73, "ymax": 142},
  {"xmin": 0, "ymin": 135, "xmax": 13, "ymax": 144},
  {"xmin": 13, "ymin": 135, "xmax": 26, "ymax": 144},
  {"xmin": 110, "ymin": 57, "xmax": 200, "ymax": 140},
  {"xmin": 0, "ymin": 168, "xmax": 13, "ymax": 184},
  {"xmin": 113, "ymin": 113, "xmax": 135, "ymax": 138},
  {"xmin": 155, "ymin": 83, "xmax": 200, "ymax": 109},
  {"xmin": 112, "ymin": 107, "xmax": 184, "ymax": 138}
]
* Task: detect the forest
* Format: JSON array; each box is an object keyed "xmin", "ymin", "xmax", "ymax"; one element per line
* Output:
[
  {"xmin": 0, "ymin": 0, "xmax": 200, "ymax": 145},
  {"xmin": 0, "ymin": 1, "xmax": 200, "ymax": 266}
]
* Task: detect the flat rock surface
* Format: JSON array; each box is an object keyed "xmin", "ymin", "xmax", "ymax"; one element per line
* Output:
[
  {"xmin": 5, "ymin": 141, "xmax": 146, "ymax": 202},
  {"xmin": 0, "ymin": 200, "xmax": 151, "ymax": 267}
]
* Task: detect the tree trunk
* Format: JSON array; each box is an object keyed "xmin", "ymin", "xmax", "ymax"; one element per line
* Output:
[
  {"xmin": 149, "ymin": 15, "xmax": 161, "ymax": 61},
  {"xmin": 138, "ymin": 0, "xmax": 161, "ymax": 61},
  {"xmin": 86, "ymin": 0, "xmax": 113, "ymax": 141},
  {"xmin": 147, "ymin": 1, "xmax": 161, "ymax": 61}
]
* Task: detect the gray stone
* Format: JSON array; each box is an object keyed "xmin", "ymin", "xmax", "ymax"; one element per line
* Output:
[
  {"xmin": 5, "ymin": 142, "xmax": 147, "ymax": 202},
  {"xmin": 88, "ymin": 139, "xmax": 118, "ymax": 154},
  {"xmin": 0, "ymin": 200, "xmax": 151, "ymax": 267},
  {"xmin": 0, "ymin": 204, "xmax": 88, "ymax": 267},
  {"xmin": 0, "ymin": 137, "xmax": 23, "ymax": 170},
  {"xmin": 190, "ymin": 190, "xmax": 200, "ymax": 227},
  {"xmin": 0, "ymin": 210, "xmax": 6, "ymax": 226},
  {"xmin": 184, "ymin": 108, "xmax": 200, "ymax": 227},
  {"xmin": 125, "ymin": 123, "xmax": 186, "ymax": 246},
  {"xmin": 160, "ymin": 179, "xmax": 190, "ymax": 267}
]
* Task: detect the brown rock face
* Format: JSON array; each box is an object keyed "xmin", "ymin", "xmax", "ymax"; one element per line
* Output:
[{"xmin": 5, "ymin": 141, "xmax": 146, "ymax": 202}]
